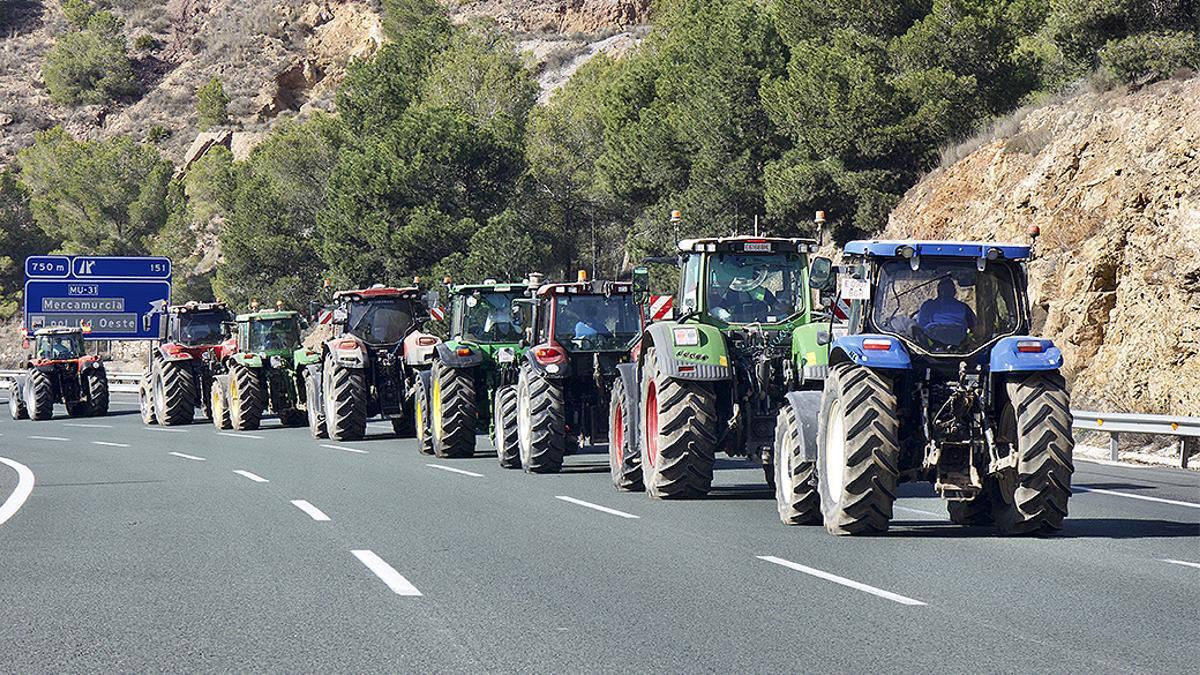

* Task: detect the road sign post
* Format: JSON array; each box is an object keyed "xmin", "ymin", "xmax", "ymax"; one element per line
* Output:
[{"xmin": 23, "ymin": 256, "xmax": 172, "ymax": 340}]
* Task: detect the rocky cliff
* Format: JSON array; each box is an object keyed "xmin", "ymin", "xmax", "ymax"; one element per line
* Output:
[{"xmin": 888, "ymin": 76, "xmax": 1200, "ymax": 415}]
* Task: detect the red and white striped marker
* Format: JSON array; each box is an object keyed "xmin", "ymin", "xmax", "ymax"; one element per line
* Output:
[
  {"xmin": 831, "ymin": 299, "xmax": 851, "ymax": 321},
  {"xmin": 430, "ymin": 306, "xmax": 446, "ymax": 321},
  {"xmin": 317, "ymin": 309, "xmax": 333, "ymax": 325},
  {"xmin": 648, "ymin": 295, "xmax": 673, "ymax": 321}
]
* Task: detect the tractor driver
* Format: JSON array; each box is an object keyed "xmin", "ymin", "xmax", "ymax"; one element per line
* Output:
[
  {"xmin": 261, "ymin": 321, "xmax": 294, "ymax": 351},
  {"xmin": 709, "ymin": 258, "xmax": 787, "ymax": 323},
  {"xmin": 39, "ymin": 336, "xmax": 79, "ymax": 360},
  {"xmin": 917, "ymin": 277, "xmax": 976, "ymax": 347}
]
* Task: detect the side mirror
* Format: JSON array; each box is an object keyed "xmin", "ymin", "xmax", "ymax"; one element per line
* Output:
[
  {"xmin": 809, "ymin": 257, "xmax": 836, "ymax": 292},
  {"xmin": 816, "ymin": 330, "xmax": 831, "ymax": 346},
  {"xmin": 424, "ymin": 291, "xmax": 440, "ymax": 312},
  {"xmin": 631, "ymin": 266, "xmax": 650, "ymax": 294}
]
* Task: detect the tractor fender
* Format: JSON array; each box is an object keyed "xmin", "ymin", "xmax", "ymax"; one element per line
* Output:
[
  {"xmin": 989, "ymin": 336, "xmax": 1063, "ymax": 372},
  {"xmin": 521, "ymin": 348, "xmax": 567, "ymax": 379},
  {"xmin": 324, "ymin": 335, "xmax": 366, "ymax": 368},
  {"xmin": 157, "ymin": 343, "xmax": 194, "ymax": 362},
  {"xmin": 435, "ymin": 342, "xmax": 484, "ymax": 369},
  {"xmin": 643, "ymin": 321, "xmax": 732, "ymax": 381},
  {"xmin": 292, "ymin": 347, "xmax": 322, "ymax": 368},
  {"xmin": 404, "ymin": 331, "xmax": 439, "ymax": 367},
  {"xmin": 782, "ymin": 391, "xmax": 822, "ymax": 463},
  {"xmin": 79, "ymin": 358, "xmax": 104, "ymax": 372},
  {"xmin": 231, "ymin": 353, "xmax": 263, "ymax": 369},
  {"xmin": 829, "ymin": 334, "xmax": 912, "ymax": 370}
]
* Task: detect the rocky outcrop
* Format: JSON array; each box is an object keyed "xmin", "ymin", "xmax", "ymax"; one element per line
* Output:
[
  {"xmin": 444, "ymin": 0, "xmax": 651, "ymax": 34},
  {"xmin": 888, "ymin": 76, "xmax": 1200, "ymax": 415}
]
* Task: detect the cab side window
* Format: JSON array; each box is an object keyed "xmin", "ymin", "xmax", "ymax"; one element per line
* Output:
[{"xmin": 680, "ymin": 254, "xmax": 700, "ymax": 313}]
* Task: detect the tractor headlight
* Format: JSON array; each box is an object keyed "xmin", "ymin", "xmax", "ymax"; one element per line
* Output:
[
  {"xmin": 269, "ymin": 355, "xmax": 284, "ymax": 368},
  {"xmin": 673, "ymin": 327, "xmax": 700, "ymax": 346}
]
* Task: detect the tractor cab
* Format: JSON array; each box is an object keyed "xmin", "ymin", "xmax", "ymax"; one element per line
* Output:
[
  {"xmin": 676, "ymin": 237, "xmax": 819, "ymax": 328},
  {"xmin": 333, "ymin": 286, "xmax": 426, "ymax": 347},
  {"xmin": 167, "ymin": 302, "xmax": 232, "ymax": 347},
  {"xmin": 449, "ymin": 281, "xmax": 528, "ymax": 346},
  {"xmin": 236, "ymin": 311, "xmax": 302, "ymax": 357},
  {"xmin": 531, "ymin": 278, "xmax": 641, "ymax": 359},
  {"xmin": 33, "ymin": 327, "xmax": 86, "ymax": 362}
]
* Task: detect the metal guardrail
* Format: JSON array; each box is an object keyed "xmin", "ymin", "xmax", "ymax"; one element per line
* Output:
[
  {"xmin": 1072, "ymin": 410, "xmax": 1200, "ymax": 469},
  {"xmin": 0, "ymin": 369, "xmax": 141, "ymax": 393}
]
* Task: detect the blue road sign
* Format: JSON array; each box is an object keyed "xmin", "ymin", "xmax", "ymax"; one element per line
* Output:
[{"xmin": 24, "ymin": 256, "xmax": 172, "ymax": 339}]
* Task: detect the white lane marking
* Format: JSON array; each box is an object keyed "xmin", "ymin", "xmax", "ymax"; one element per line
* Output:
[
  {"xmin": 894, "ymin": 505, "xmax": 944, "ymax": 518},
  {"xmin": 63, "ymin": 423, "xmax": 112, "ymax": 428},
  {"xmin": 0, "ymin": 456, "xmax": 35, "ymax": 526},
  {"xmin": 169, "ymin": 452, "xmax": 206, "ymax": 461},
  {"xmin": 555, "ymin": 495, "xmax": 640, "ymax": 520},
  {"xmin": 322, "ymin": 444, "xmax": 368, "ymax": 454},
  {"xmin": 1075, "ymin": 486, "xmax": 1200, "ymax": 510},
  {"xmin": 1160, "ymin": 559, "xmax": 1200, "ymax": 570},
  {"xmin": 28, "ymin": 435, "xmax": 68, "ymax": 442},
  {"xmin": 352, "ymin": 550, "xmax": 422, "ymax": 596},
  {"xmin": 291, "ymin": 500, "xmax": 331, "ymax": 521},
  {"xmin": 757, "ymin": 555, "xmax": 927, "ymax": 606},
  {"xmin": 219, "ymin": 432, "xmax": 264, "ymax": 440},
  {"xmin": 233, "ymin": 469, "xmax": 268, "ymax": 483},
  {"xmin": 426, "ymin": 464, "xmax": 483, "ymax": 478},
  {"xmin": 91, "ymin": 441, "xmax": 129, "ymax": 448},
  {"xmin": 147, "ymin": 426, "xmax": 188, "ymax": 433}
]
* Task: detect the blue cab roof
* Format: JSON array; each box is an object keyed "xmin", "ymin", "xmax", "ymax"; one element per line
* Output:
[{"xmin": 843, "ymin": 240, "xmax": 1031, "ymax": 260}]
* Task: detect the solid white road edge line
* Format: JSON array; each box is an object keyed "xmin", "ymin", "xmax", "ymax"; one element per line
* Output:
[
  {"xmin": 757, "ymin": 555, "xmax": 928, "ymax": 606},
  {"xmin": 219, "ymin": 432, "xmax": 264, "ymax": 440},
  {"xmin": 321, "ymin": 444, "xmax": 368, "ymax": 454},
  {"xmin": 1074, "ymin": 486, "xmax": 1200, "ymax": 509},
  {"xmin": 169, "ymin": 452, "xmax": 206, "ymax": 461},
  {"xmin": 1160, "ymin": 559, "xmax": 1200, "ymax": 570},
  {"xmin": 91, "ymin": 441, "xmax": 129, "ymax": 448},
  {"xmin": 147, "ymin": 427, "xmax": 188, "ymax": 433},
  {"xmin": 233, "ymin": 470, "xmax": 269, "ymax": 483},
  {"xmin": 555, "ymin": 495, "xmax": 640, "ymax": 519},
  {"xmin": 352, "ymin": 550, "xmax": 422, "ymax": 596},
  {"xmin": 0, "ymin": 456, "xmax": 35, "ymax": 526},
  {"xmin": 28, "ymin": 435, "xmax": 69, "ymax": 441},
  {"xmin": 63, "ymin": 423, "xmax": 113, "ymax": 428},
  {"xmin": 426, "ymin": 463, "xmax": 483, "ymax": 478},
  {"xmin": 291, "ymin": 500, "xmax": 331, "ymax": 521}
]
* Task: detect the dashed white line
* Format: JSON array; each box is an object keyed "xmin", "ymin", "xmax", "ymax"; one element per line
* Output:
[
  {"xmin": 0, "ymin": 456, "xmax": 35, "ymax": 526},
  {"xmin": 291, "ymin": 500, "xmax": 331, "ymax": 521},
  {"xmin": 555, "ymin": 495, "xmax": 640, "ymax": 519},
  {"xmin": 233, "ymin": 470, "xmax": 268, "ymax": 483},
  {"xmin": 757, "ymin": 555, "xmax": 927, "ymax": 606},
  {"xmin": 322, "ymin": 443, "xmax": 368, "ymax": 454},
  {"xmin": 63, "ymin": 423, "xmax": 113, "ymax": 428},
  {"xmin": 1075, "ymin": 486, "xmax": 1200, "ymax": 510},
  {"xmin": 426, "ymin": 464, "xmax": 483, "ymax": 478},
  {"xmin": 352, "ymin": 550, "xmax": 422, "ymax": 596},
  {"xmin": 169, "ymin": 452, "xmax": 206, "ymax": 461},
  {"xmin": 220, "ymin": 432, "xmax": 264, "ymax": 440},
  {"xmin": 147, "ymin": 426, "xmax": 188, "ymax": 433},
  {"xmin": 1160, "ymin": 559, "xmax": 1200, "ymax": 570},
  {"xmin": 28, "ymin": 435, "xmax": 68, "ymax": 442},
  {"xmin": 91, "ymin": 441, "xmax": 130, "ymax": 448}
]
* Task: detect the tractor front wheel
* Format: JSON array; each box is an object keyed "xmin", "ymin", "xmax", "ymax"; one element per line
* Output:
[
  {"xmin": 323, "ymin": 358, "xmax": 367, "ymax": 441},
  {"xmin": 138, "ymin": 378, "xmax": 156, "ymax": 425},
  {"xmin": 608, "ymin": 375, "xmax": 642, "ymax": 491},
  {"xmin": 305, "ymin": 371, "xmax": 327, "ymax": 439},
  {"xmin": 154, "ymin": 361, "xmax": 194, "ymax": 425},
  {"xmin": 9, "ymin": 380, "xmax": 29, "ymax": 420},
  {"xmin": 85, "ymin": 368, "xmax": 109, "ymax": 417},
  {"xmin": 516, "ymin": 365, "xmax": 566, "ymax": 474},
  {"xmin": 26, "ymin": 370, "xmax": 54, "ymax": 421},
  {"xmin": 413, "ymin": 371, "xmax": 434, "ymax": 455},
  {"xmin": 493, "ymin": 385, "xmax": 520, "ymax": 469},
  {"xmin": 640, "ymin": 347, "xmax": 718, "ymax": 499},
  {"xmin": 774, "ymin": 399, "xmax": 821, "ymax": 525},
  {"xmin": 210, "ymin": 375, "xmax": 232, "ymax": 430},
  {"xmin": 816, "ymin": 363, "xmax": 900, "ymax": 535},
  {"xmin": 228, "ymin": 365, "xmax": 264, "ymax": 431},
  {"xmin": 431, "ymin": 362, "xmax": 478, "ymax": 458}
]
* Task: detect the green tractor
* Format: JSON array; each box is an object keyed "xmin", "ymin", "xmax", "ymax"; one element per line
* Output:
[
  {"xmin": 425, "ymin": 279, "xmax": 532, "ymax": 460},
  {"xmin": 609, "ymin": 236, "xmax": 829, "ymax": 498},
  {"xmin": 209, "ymin": 309, "xmax": 320, "ymax": 431}
]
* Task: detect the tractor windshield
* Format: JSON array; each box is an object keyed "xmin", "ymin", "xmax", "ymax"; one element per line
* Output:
[
  {"xmin": 706, "ymin": 253, "xmax": 805, "ymax": 324},
  {"xmin": 35, "ymin": 333, "xmax": 85, "ymax": 360},
  {"xmin": 347, "ymin": 298, "xmax": 414, "ymax": 345},
  {"xmin": 871, "ymin": 259, "xmax": 1022, "ymax": 355},
  {"xmin": 248, "ymin": 318, "xmax": 300, "ymax": 353},
  {"xmin": 554, "ymin": 294, "xmax": 641, "ymax": 351},
  {"xmin": 175, "ymin": 311, "xmax": 227, "ymax": 346},
  {"xmin": 460, "ymin": 291, "xmax": 523, "ymax": 343}
]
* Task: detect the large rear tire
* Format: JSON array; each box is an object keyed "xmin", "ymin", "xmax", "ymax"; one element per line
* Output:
[
  {"xmin": 305, "ymin": 371, "xmax": 327, "ymax": 438},
  {"xmin": 228, "ymin": 365, "xmax": 264, "ymax": 431},
  {"xmin": 9, "ymin": 380, "xmax": 29, "ymax": 420},
  {"xmin": 85, "ymin": 367, "xmax": 109, "ymax": 417},
  {"xmin": 993, "ymin": 372, "xmax": 1074, "ymax": 535},
  {"xmin": 413, "ymin": 371, "xmax": 434, "ymax": 455},
  {"xmin": 210, "ymin": 375, "xmax": 232, "ymax": 430},
  {"xmin": 640, "ymin": 347, "xmax": 718, "ymax": 499},
  {"xmin": 431, "ymin": 362, "xmax": 477, "ymax": 458},
  {"xmin": 154, "ymin": 361, "xmax": 194, "ymax": 425},
  {"xmin": 493, "ymin": 385, "xmax": 520, "ymax": 469},
  {"xmin": 323, "ymin": 358, "xmax": 367, "ymax": 441},
  {"xmin": 138, "ymin": 378, "xmax": 157, "ymax": 425},
  {"xmin": 517, "ymin": 365, "xmax": 566, "ymax": 474},
  {"xmin": 774, "ymin": 400, "xmax": 821, "ymax": 525},
  {"xmin": 817, "ymin": 363, "xmax": 900, "ymax": 535},
  {"xmin": 608, "ymin": 375, "xmax": 642, "ymax": 491},
  {"xmin": 26, "ymin": 370, "xmax": 54, "ymax": 421}
]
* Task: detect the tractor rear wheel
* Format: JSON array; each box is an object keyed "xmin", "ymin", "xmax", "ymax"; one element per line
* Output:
[
  {"xmin": 228, "ymin": 365, "xmax": 264, "ymax": 431},
  {"xmin": 26, "ymin": 370, "xmax": 54, "ymax": 421},
  {"xmin": 305, "ymin": 371, "xmax": 327, "ymax": 439},
  {"xmin": 323, "ymin": 358, "xmax": 367, "ymax": 441},
  {"xmin": 9, "ymin": 381, "xmax": 29, "ymax": 420},
  {"xmin": 210, "ymin": 375, "xmax": 232, "ymax": 430},
  {"xmin": 993, "ymin": 372, "xmax": 1074, "ymax": 535},
  {"xmin": 138, "ymin": 378, "xmax": 156, "ymax": 425},
  {"xmin": 154, "ymin": 361, "xmax": 194, "ymax": 425},
  {"xmin": 948, "ymin": 489, "xmax": 996, "ymax": 527},
  {"xmin": 817, "ymin": 363, "xmax": 900, "ymax": 535},
  {"xmin": 774, "ymin": 401, "xmax": 821, "ymax": 525},
  {"xmin": 493, "ymin": 385, "xmax": 520, "ymax": 468},
  {"xmin": 517, "ymin": 365, "xmax": 566, "ymax": 473},
  {"xmin": 413, "ymin": 371, "xmax": 434, "ymax": 455},
  {"xmin": 608, "ymin": 375, "xmax": 642, "ymax": 491},
  {"xmin": 392, "ymin": 414, "xmax": 415, "ymax": 438},
  {"xmin": 85, "ymin": 368, "xmax": 109, "ymax": 417},
  {"xmin": 640, "ymin": 347, "xmax": 718, "ymax": 499},
  {"xmin": 431, "ymin": 362, "xmax": 477, "ymax": 458},
  {"xmin": 278, "ymin": 408, "xmax": 306, "ymax": 427}
]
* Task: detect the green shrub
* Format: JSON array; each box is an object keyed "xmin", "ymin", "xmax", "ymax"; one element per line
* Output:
[
  {"xmin": 1099, "ymin": 30, "xmax": 1200, "ymax": 83},
  {"xmin": 196, "ymin": 77, "xmax": 230, "ymax": 130},
  {"xmin": 42, "ymin": 30, "xmax": 137, "ymax": 105},
  {"xmin": 133, "ymin": 33, "xmax": 159, "ymax": 52},
  {"xmin": 61, "ymin": 0, "xmax": 96, "ymax": 28},
  {"xmin": 146, "ymin": 125, "xmax": 170, "ymax": 143}
]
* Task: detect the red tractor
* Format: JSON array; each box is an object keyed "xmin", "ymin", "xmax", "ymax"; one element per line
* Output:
[
  {"xmin": 8, "ymin": 327, "xmax": 109, "ymax": 421},
  {"xmin": 138, "ymin": 301, "xmax": 235, "ymax": 426}
]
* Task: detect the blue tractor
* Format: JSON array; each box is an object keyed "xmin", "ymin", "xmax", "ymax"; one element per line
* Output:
[{"xmin": 775, "ymin": 240, "xmax": 1074, "ymax": 535}]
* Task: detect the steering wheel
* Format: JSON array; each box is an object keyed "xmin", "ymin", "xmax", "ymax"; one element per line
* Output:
[
  {"xmin": 914, "ymin": 322, "xmax": 967, "ymax": 349},
  {"xmin": 573, "ymin": 335, "xmax": 599, "ymax": 350}
]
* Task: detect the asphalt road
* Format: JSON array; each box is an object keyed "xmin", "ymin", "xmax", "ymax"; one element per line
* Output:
[{"xmin": 1, "ymin": 393, "xmax": 1197, "ymax": 673}]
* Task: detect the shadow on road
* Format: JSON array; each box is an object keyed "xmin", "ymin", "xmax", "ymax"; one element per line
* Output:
[{"xmin": 884, "ymin": 518, "xmax": 1200, "ymax": 539}]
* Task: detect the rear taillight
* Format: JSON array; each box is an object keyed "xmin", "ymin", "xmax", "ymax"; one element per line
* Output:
[
  {"xmin": 456, "ymin": 347, "xmax": 473, "ymax": 357},
  {"xmin": 1017, "ymin": 340, "xmax": 1045, "ymax": 353},
  {"xmin": 862, "ymin": 338, "xmax": 891, "ymax": 351},
  {"xmin": 336, "ymin": 339, "xmax": 358, "ymax": 350},
  {"xmin": 533, "ymin": 344, "xmax": 565, "ymax": 365},
  {"xmin": 417, "ymin": 336, "xmax": 438, "ymax": 347}
]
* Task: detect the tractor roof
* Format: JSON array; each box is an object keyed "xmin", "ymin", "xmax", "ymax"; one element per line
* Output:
[
  {"xmin": 235, "ymin": 310, "xmax": 299, "ymax": 321},
  {"xmin": 33, "ymin": 326, "xmax": 83, "ymax": 337},
  {"xmin": 170, "ymin": 300, "xmax": 227, "ymax": 314},
  {"xmin": 451, "ymin": 281, "xmax": 528, "ymax": 294},
  {"xmin": 844, "ymin": 240, "xmax": 1031, "ymax": 261},
  {"xmin": 536, "ymin": 280, "xmax": 632, "ymax": 297},
  {"xmin": 677, "ymin": 236, "xmax": 819, "ymax": 254},
  {"xmin": 333, "ymin": 286, "xmax": 420, "ymax": 301}
]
